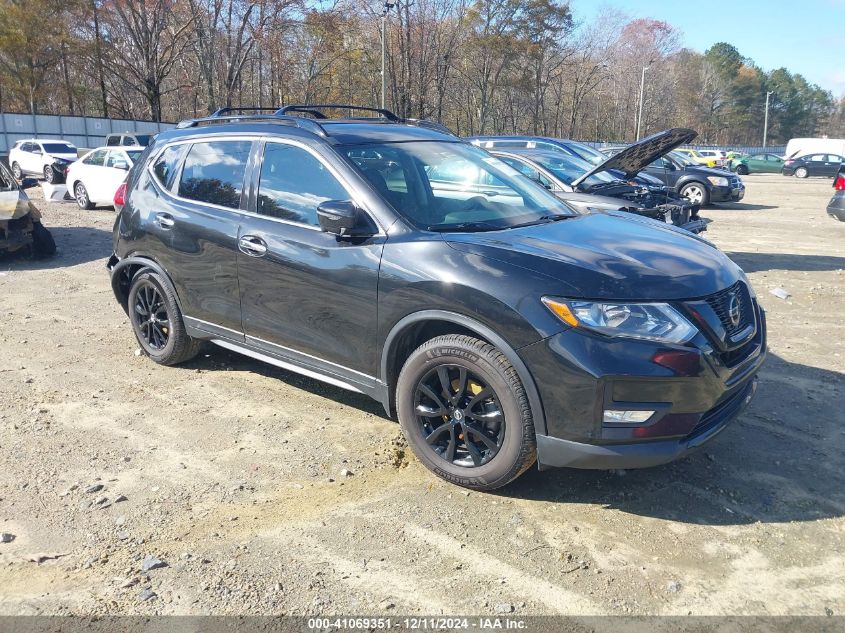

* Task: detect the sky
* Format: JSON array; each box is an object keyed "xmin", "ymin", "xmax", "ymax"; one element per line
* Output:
[{"xmin": 573, "ymin": 0, "xmax": 845, "ymax": 97}]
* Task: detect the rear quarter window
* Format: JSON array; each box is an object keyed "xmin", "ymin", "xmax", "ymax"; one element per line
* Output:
[{"xmin": 151, "ymin": 144, "xmax": 186, "ymax": 190}]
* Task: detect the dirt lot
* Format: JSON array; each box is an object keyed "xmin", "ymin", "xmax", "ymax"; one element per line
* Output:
[{"xmin": 0, "ymin": 174, "xmax": 843, "ymax": 617}]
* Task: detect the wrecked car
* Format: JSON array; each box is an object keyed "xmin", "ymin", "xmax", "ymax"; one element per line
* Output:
[
  {"xmin": 0, "ymin": 162, "xmax": 56, "ymax": 258},
  {"xmin": 489, "ymin": 128, "xmax": 709, "ymax": 233}
]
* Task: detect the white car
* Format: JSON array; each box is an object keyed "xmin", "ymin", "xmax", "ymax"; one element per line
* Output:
[
  {"xmin": 8, "ymin": 139, "xmax": 79, "ymax": 184},
  {"xmin": 66, "ymin": 146, "xmax": 144, "ymax": 209},
  {"xmin": 697, "ymin": 149, "xmax": 729, "ymax": 168}
]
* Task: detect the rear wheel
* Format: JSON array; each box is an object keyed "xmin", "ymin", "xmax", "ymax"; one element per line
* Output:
[
  {"xmin": 127, "ymin": 271, "xmax": 201, "ymax": 366},
  {"xmin": 735, "ymin": 164, "xmax": 748, "ymax": 175},
  {"xmin": 74, "ymin": 182, "xmax": 94, "ymax": 210},
  {"xmin": 680, "ymin": 182, "xmax": 709, "ymax": 206},
  {"xmin": 396, "ymin": 334, "xmax": 536, "ymax": 491},
  {"xmin": 795, "ymin": 166, "xmax": 808, "ymax": 179},
  {"xmin": 11, "ymin": 162, "xmax": 22, "ymax": 180}
]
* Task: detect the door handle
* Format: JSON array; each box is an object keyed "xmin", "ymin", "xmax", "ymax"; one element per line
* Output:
[
  {"xmin": 155, "ymin": 212, "xmax": 175, "ymax": 229},
  {"xmin": 238, "ymin": 235, "xmax": 267, "ymax": 257}
]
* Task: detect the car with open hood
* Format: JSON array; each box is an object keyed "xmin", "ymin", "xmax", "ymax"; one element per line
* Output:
[
  {"xmin": 108, "ymin": 104, "xmax": 765, "ymax": 491},
  {"xmin": 0, "ymin": 162, "xmax": 55, "ymax": 258},
  {"xmin": 604, "ymin": 135, "xmax": 745, "ymax": 207},
  {"xmin": 490, "ymin": 147, "xmax": 709, "ymax": 234}
]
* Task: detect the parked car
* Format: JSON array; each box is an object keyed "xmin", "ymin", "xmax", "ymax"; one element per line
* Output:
[
  {"xmin": 725, "ymin": 151, "xmax": 744, "ymax": 160},
  {"xmin": 785, "ymin": 137, "xmax": 845, "ymax": 160},
  {"xmin": 490, "ymin": 143, "xmax": 709, "ymax": 233},
  {"xmin": 827, "ymin": 164, "xmax": 845, "ymax": 222},
  {"xmin": 696, "ymin": 149, "xmax": 729, "ymax": 168},
  {"xmin": 730, "ymin": 152, "xmax": 784, "ymax": 174},
  {"xmin": 108, "ymin": 104, "xmax": 765, "ymax": 491},
  {"xmin": 469, "ymin": 135, "xmax": 669, "ymax": 189},
  {"xmin": 782, "ymin": 153, "xmax": 844, "ymax": 178},
  {"xmin": 675, "ymin": 148, "xmax": 719, "ymax": 168},
  {"xmin": 106, "ymin": 132, "xmax": 153, "ymax": 147},
  {"xmin": 0, "ymin": 161, "xmax": 55, "ymax": 257},
  {"xmin": 8, "ymin": 139, "xmax": 78, "ymax": 184},
  {"xmin": 66, "ymin": 146, "xmax": 144, "ymax": 209},
  {"xmin": 604, "ymin": 145, "xmax": 745, "ymax": 206}
]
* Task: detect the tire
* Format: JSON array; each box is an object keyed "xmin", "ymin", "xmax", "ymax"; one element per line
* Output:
[
  {"xmin": 74, "ymin": 182, "xmax": 94, "ymax": 210},
  {"xmin": 680, "ymin": 182, "xmax": 709, "ymax": 206},
  {"xmin": 31, "ymin": 222, "xmax": 56, "ymax": 258},
  {"xmin": 795, "ymin": 166, "xmax": 808, "ymax": 179},
  {"xmin": 735, "ymin": 164, "xmax": 748, "ymax": 175},
  {"xmin": 396, "ymin": 334, "xmax": 536, "ymax": 491},
  {"xmin": 127, "ymin": 270, "xmax": 201, "ymax": 366},
  {"xmin": 44, "ymin": 165, "xmax": 55, "ymax": 184},
  {"xmin": 11, "ymin": 162, "xmax": 22, "ymax": 180}
]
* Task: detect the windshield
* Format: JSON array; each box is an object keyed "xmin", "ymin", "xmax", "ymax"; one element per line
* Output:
[
  {"xmin": 668, "ymin": 151, "xmax": 695, "ymax": 167},
  {"xmin": 344, "ymin": 142, "xmax": 575, "ymax": 231},
  {"xmin": 42, "ymin": 143, "xmax": 76, "ymax": 154},
  {"xmin": 565, "ymin": 141, "xmax": 608, "ymax": 166},
  {"xmin": 529, "ymin": 153, "xmax": 617, "ymax": 188}
]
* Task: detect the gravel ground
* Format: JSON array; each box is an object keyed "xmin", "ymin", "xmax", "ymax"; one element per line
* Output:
[{"xmin": 0, "ymin": 174, "xmax": 843, "ymax": 616}]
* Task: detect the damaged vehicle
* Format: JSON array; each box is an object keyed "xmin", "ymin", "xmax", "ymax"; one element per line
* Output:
[
  {"xmin": 490, "ymin": 128, "xmax": 709, "ymax": 234},
  {"xmin": 0, "ymin": 162, "xmax": 56, "ymax": 258}
]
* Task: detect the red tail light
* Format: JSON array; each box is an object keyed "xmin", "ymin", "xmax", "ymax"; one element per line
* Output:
[
  {"xmin": 835, "ymin": 176, "xmax": 845, "ymax": 191},
  {"xmin": 114, "ymin": 182, "xmax": 127, "ymax": 207}
]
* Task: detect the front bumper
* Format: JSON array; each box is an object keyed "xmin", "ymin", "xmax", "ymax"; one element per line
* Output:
[
  {"xmin": 520, "ymin": 297, "xmax": 766, "ymax": 470},
  {"xmin": 710, "ymin": 184, "xmax": 745, "ymax": 202}
]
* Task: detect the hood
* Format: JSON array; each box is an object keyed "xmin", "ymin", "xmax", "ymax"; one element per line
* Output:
[
  {"xmin": 46, "ymin": 152, "xmax": 78, "ymax": 162},
  {"xmin": 445, "ymin": 212, "xmax": 739, "ymax": 300},
  {"xmin": 678, "ymin": 163, "xmax": 734, "ymax": 177},
  {"xmin": 572, "ymin": 128, "xmax": 698, "ymax": 188},
  {"xmin": 556, "ymin": 191, "xmax": 641, "ymax": 212}
]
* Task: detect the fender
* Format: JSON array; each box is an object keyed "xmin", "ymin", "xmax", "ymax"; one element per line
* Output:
[
  {"xmin": 108, "ymin": 254, "xmax": 184, "ymax": 316},
  {"xmin": 380, "ymin": 309, "xmax": 547, "ymax": 436}
]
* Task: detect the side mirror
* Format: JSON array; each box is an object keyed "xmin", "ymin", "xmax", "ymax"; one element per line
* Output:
[
  {"xmin": 20, "ymin": 177, "xmax": 38, "ymax": 190},
  {"xmin": 113, "ymin": 161, "xmax": 130, "ymax": 171},
  {"xmin": 317, "ymin": 200, "xmax": 372, "ymax": 237}
]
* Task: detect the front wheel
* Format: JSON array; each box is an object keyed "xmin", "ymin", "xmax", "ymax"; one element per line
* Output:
[
  {"xmin": 680, "ymin": 182, "xmax": 709, "ymax": 206},
  {"xmin": 44, "ymin": 165, "xmax": 58, "ymax": 184},
  {"xmin": 74, "ymin": 182, "xmax": 94, "ymax": 210},
  {"xmin": 11, "ymin": 162, "xmax": 22, "ymax": 180},
  {"xmin": 795, "ymin": 166, "xmax": 808, "ymax": 179},
  {"xmin": 31, "ymin": 222, "xmax": 56, "ymax": 258},
  {"xmin": 396, "ymin": 335, "xmax": 536, "ymax": 491},
  {"xmin": 735, "ymin": 164, "xmax": 748, "ymax": 175}
]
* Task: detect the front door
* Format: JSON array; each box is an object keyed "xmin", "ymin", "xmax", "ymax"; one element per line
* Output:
[{"xmin": 237, "ymin": 140, "xmax": 384, "ymax": 377}]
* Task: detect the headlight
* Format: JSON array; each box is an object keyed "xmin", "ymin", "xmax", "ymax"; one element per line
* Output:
[
  {"xmin": 706, "ymin": 176, "xmax": 729, "ymax": 187},
  {"xmin": 542, "ymin": 298, "xmax": 698, "ymax": 344}
]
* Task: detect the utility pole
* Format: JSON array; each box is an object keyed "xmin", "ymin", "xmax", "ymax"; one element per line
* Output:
[
  {"xmin": 763, "ymin": 91, "xmax": 774, "ymax": 148},
  {"xmin": 636, "ymin": 65, "xmax": 649, "ymax": 141},
  {"xmin": 381, "ymin": 0, "xmax": 396, "ymax": 110}
]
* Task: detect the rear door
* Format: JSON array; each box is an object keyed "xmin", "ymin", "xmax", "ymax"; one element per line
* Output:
[
  {"xmin": 21, "ymin": 143, "xmax": 40, "ymax": 173},
  {"xmin": 133, "ymin": 139, "xmax": 249, "ymax": 337},
  {"xmin": 236, "ymin": 139, "xmax": 385, "ymax": 376},
  {"xmin": 807, "ymin": 154, "xmax": 827, "ymax": 176}
]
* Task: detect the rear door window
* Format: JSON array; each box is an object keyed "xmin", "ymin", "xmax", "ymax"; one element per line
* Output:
[
  {"xmin": 177, "ymin": 140, "xmax": 252, "ymax": 209},
  {"xmin": 256, "ymin": 143, "xmax": 348, "ymax": 225},
  {"xmin": 83, "ymin": 149, "xmax": 107, "ymax": 166}
]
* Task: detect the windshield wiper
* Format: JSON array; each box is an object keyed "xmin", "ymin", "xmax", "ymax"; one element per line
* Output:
[
  {"xmin": 426, "ymin": 221, "xmax": 503, "ymax": 232},
  {"xmin": 509, "ymin": 214, "xmax": 575, "ymax": 228}
]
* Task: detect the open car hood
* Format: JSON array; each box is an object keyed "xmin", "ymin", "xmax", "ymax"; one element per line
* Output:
[{"xmin": 571, "ymin": 128, "xmax": 698, "ymax": 188}]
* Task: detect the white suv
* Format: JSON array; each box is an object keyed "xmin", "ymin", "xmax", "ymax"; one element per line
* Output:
[{"xmin": 9, "ymin": 139, "xmax": 79, "ymax": 184}]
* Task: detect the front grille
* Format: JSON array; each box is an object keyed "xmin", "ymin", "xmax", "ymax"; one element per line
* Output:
[
  {"xmin": 688, "ymin": 379, "xmax": 754, "ymax": 439},
  {"xmin": 705, "ymin": 281, "xmax": 754, "ymax": 340},
  {"xmin": 728, "ymin": 176, "xmax": 741, "ymax": 188}
]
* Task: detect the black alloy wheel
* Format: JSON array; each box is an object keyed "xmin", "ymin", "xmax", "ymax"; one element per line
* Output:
[
  {"xmin": 132, "ymin": 280, "xmax": 171, "ymax": 351},
  {"xmin": 413, "ymin": 364, "xmax": 505, "ymax": 468}
]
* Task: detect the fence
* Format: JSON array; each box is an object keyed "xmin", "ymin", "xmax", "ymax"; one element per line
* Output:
[{"xmin": 0, "ymin": 112, "xmax": 175, "ymax": 153}]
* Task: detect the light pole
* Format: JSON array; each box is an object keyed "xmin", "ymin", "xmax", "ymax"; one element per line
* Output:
[
  {"xmin": 763, "ymin": 90, "xmax": 774, "ymax": 148},
  {"xmin": 381, "ymin": 0, "xmax": 396, "ymax": 110},
  {"xmin": 636, "ymin": 65, "xmax": 649, "ymax": 141}
]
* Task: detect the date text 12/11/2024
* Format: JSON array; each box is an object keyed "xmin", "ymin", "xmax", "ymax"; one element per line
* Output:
[{"xmin": 306, "ymin": 617, "xmax": 528, "ymax": 630}]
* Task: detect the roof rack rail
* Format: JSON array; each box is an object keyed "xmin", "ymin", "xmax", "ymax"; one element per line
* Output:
[
  {"xmin": 210, "ymin": 106, "xmax": 281, "ymax": 117},
  {"xmin": 275, "ymin": 104, "xmax": 400, "ymax": 121},
  {"xmin": 175, "ymin": 113, "xmax": 327, "ymax": 136}
]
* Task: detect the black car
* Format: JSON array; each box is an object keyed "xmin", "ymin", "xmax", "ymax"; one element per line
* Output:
[
  {"xmin": 827, "ymin": 164, "xmax": 845, "ymax": 222},
  {"xmin": 107, "ymin": 104, "xmax": 766, "ymax": 491},
  {"xmin": 488, "ymin": 130, "xmax": 709, "ymax": 233},
  {"xmin": 604, "ymin": 146, "xmax": 745, "ymax": 206},
  {"xmin": 782, "ymin": 153, "xmax": 844, "ymax": 178}
]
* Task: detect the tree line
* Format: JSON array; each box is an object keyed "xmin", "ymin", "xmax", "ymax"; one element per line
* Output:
[{"xmin": 1, "ymin": 0, "xmax": 842, "ymax": 145}]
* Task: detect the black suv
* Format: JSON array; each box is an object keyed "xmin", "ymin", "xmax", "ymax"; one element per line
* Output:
[{"xmin": 108, "ymin": 105, "xmax": 766, "ymax": 491}]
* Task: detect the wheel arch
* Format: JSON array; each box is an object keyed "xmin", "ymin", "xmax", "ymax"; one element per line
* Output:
[
  {"xmin": 110, "ymin": 255, "xmax": 184, "ymax": 317},
  {"xmin": 380, "ymin": 310, "xmax": 547, "ymax": 436}
]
